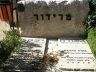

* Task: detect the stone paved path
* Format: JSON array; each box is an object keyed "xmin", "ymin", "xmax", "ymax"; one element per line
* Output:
[{"xmin": 1, "ymin": 37, "xmax": 96, "ymax": 72}]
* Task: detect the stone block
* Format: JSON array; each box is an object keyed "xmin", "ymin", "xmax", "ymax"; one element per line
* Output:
[{"xmin": 18, "ymin": 0, "xmax": 89, "ymax": 38}]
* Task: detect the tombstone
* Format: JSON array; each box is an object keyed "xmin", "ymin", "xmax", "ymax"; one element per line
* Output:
[{"xmin": 19, "ymin": 0, "xmax": 89, "ymax": 37}]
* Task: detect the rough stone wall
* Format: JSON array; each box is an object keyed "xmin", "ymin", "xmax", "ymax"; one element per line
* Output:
[
  {"xmin": 18, "ymin": 0, "xmax": 89, "ymax": 38},
  {"xmin": 0, "ymin": 21, "xmax": 10, "ymax": 40}
]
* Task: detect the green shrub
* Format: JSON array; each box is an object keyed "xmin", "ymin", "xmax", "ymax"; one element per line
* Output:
[
  {"xmin": 84, "ymin": 0, "xmax": 96, "ymax": 59},
  {"xmin": 87, "ymin": 28, "xmax": 96, "ymax": 58},
  {"xmin": 0, "ymin": 29, "xmax": 22, "ymax": 64},
  {"xmin": 84, "ymin": 0, "xmax": 96, "ymax": 30}
]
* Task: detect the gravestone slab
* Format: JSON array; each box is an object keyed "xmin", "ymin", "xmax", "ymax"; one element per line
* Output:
[
  {"xmin": 3, "ymin": 37, "xmax": 47, "ymax": 70},
  {"xmin": 57, "ymin": 37, "xmax": 96, "ymax": 70},
  {"xmin": 18, "ymin": 0, "xmax": 89, "ymax": 38},
  {"xmin": 21, "ymin": 37, "xmax": 46, "ymax": 56}
]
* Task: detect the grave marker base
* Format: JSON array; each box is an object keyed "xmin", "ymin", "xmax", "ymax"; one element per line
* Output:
[{"xmin": 1, "ymin": 37, "xmax": 96, "ymax": 71}]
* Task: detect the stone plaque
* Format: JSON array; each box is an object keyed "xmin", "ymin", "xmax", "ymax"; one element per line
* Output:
[{"xmin": 57, "ymin": 37, "xmax": 96, "ymax": 70}]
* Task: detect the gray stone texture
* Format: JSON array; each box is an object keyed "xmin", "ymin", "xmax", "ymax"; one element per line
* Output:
[{"xmin": 18, "ymin": 0, "xmax": 89, "ymax": 38}]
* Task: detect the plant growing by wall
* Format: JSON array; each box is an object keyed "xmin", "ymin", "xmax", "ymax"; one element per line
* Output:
[
  {"xmin": 84, "ymin": 0, "xmax": 96, "ymax": 29},
  {"xmin": 87, "ymin": 28, "xmax": 96, "ymax": 58},
  {"xmin": 84, "ymin": 0, "xmax": 96, "ymax": 59},
  {"xmin": 0, "ymin": 29, "xmax": 22, "ymax": 65}
]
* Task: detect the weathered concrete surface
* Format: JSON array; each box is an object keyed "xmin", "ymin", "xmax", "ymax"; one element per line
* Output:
[
  {"xmin": 18, "ymin": 0, "xmax": 89, "ymax": 38},
  {"xmin": 0, "ymin": 20, "xmax": 10, "ymax": 40}
]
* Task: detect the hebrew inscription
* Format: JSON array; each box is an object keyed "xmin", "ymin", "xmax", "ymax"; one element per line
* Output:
[{"xmin": 33, "ymin": 14, "xmax": 71, "ymax": 20}]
